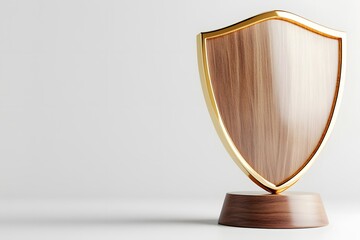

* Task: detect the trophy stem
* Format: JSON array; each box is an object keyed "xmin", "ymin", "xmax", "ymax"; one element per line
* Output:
[{"xmin": 218, "ymin": 192, "xmax": 328, "ymax": 228}]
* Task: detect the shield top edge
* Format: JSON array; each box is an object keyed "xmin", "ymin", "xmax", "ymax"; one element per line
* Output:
[{"xmin": 198, "ymin": 10, "xmax": 346, "ymax": 41}]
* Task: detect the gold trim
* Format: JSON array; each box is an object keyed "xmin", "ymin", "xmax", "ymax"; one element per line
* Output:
[{"xmin": 197, "ymin": 10, "xmax": 346, "ymax": 193}]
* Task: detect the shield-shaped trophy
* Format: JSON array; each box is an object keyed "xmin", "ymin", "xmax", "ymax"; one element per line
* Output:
[{"xmin": 197, "ymin": 10, "xmax": 345, "ymax": 228}]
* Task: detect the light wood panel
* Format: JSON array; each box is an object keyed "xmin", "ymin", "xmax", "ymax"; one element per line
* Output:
[{"xmin": 206, "ymin": 20, "xmax": 339, "ymax": 185}]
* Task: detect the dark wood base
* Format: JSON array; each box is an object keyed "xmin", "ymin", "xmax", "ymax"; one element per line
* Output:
[{"xmin": 218, "ymin": 192, "xmax": 328, "ymax": 228}]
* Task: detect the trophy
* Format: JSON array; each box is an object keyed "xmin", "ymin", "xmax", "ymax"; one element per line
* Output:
[{"xmin": 197, "ymin": 10, "xmax": 345, "ymax": 228}]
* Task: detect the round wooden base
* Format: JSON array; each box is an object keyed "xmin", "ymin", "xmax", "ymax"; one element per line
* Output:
[{"xmin": 218, "ymin": 192, "xmax": 328, "ymax": 228}]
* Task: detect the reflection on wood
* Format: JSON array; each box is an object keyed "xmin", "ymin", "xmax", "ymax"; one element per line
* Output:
[{"xmin": 218, "ymin": 192, "xmax": 328, "ymax": 228}]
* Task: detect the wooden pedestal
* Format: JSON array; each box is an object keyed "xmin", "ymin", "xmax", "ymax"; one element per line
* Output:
[{"xmin": 218, "ymin": 192, "xmax": 328, "ymax": 228}]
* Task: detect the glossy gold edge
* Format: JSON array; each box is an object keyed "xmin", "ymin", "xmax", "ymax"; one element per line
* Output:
[{"xmin": 197, "ymin": 10, "xmax": 346, "ymax": 193}]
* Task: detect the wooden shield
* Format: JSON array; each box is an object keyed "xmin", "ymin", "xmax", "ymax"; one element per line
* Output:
[{"xmin": 197, "ymin": 11, "xmax": 346, "ymax": 193}]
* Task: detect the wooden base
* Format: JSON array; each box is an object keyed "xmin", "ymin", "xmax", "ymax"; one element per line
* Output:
[{"xmin": 218, "ymin": 192, "xmax": 328, "ymax": 228}]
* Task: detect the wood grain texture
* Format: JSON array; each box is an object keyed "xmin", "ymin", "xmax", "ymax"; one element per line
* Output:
[
  {"xmin": 218, "ymin": 192, "xmax": 328, "ymax": 228},
  {"xmin": 206, "ymin": 20, "xmax": 339, "ymax": 185}
]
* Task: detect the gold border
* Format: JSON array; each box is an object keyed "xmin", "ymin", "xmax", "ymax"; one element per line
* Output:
[{"xmin": 197, "ymin": 10, "xmax": 346, "ymax": 193}]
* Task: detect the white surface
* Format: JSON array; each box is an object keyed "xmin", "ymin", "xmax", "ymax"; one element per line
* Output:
[{"xmin": 0, "ymin": 198, "xmax": 358, "ymax": 239}]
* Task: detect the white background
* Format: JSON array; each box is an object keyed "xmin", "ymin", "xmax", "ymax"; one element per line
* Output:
[{"xmin": 0, "ymin": 0, "xmax": 359, "ymax": 239}]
